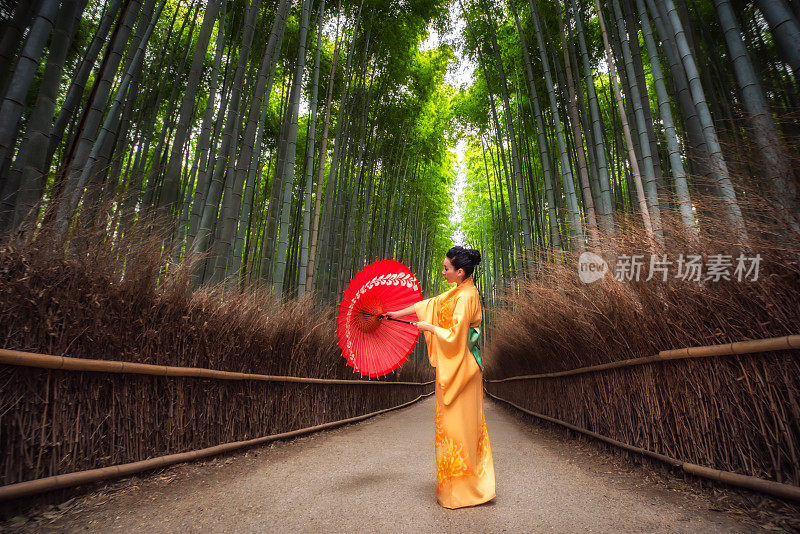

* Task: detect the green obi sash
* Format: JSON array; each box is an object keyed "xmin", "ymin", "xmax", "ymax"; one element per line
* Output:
[{"xmin": 467, "ymin": 326, "xmax": 483, "ymax": 370}]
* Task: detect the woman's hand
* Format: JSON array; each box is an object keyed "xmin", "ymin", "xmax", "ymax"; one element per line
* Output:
[
  {"xmin": 384, "ymin": 305, "xmax": 416, "ymax": 319},
  {"xmin": 415, "ymin": 320, "xmax": 434, "ymax": 333}
]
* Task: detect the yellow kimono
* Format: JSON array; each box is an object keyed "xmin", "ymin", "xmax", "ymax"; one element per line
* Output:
[{"xmin": 414, "ymin": 277, "xmax": 496, "ymax": 509}]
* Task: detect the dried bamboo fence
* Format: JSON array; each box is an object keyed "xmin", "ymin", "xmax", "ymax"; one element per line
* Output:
[
  {"xmin": 0, "ymin": 234, "xmax": 437, "ymax": 512},
  {"xmin": 484, "ymin": 335, "xmax": 800, "ymax": 502},
  {"xmin": 0, "ymin": 349, "xmax": 433, "ymax": 504}
]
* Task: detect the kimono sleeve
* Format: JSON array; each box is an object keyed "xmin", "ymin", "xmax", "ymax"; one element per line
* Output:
[
  {"xmin": 413, "ymin": 294, "xmax": 440, "ymax": 323},
  {"xmin": 413, "ymin": 295, "xmax": 441, "ymax": 368},
  {"xmin": 432, "ymin": 293, "xmax": 480, "ymax": 405},
  {"xmin": 431, "ymin": 294, "xmax": 475, "ymax": 356}
]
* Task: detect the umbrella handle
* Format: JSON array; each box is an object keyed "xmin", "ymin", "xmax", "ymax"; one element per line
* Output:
[{"xmin": 359, "ymin": 310, "xmax": 416, "ymax": 326}]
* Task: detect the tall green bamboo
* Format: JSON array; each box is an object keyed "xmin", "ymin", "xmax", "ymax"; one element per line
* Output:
[
  {"xmin": 528, "ymin": 0, "xmax": 584, "ymax": 251},
  {"xmin": 715, "ymin": 0, "xmax": 799, "ymax": 230},
  {"xmin": 661, "ymin": 0, "xmax": 749, "ymax": 246},
  {"xmin": 273, "ymin": 0, "xmax": 314, "ymax": 294},
  {"xmin": 635, "ymin": 0, "xmax": 696, "ymax": 239}
]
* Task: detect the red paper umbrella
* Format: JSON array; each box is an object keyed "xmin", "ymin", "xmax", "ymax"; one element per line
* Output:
[{"xmin": 337, "ymin": 259, "xmax": 423, "ymax": 377}]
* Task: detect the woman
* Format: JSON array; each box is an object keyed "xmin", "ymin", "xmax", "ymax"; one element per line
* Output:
[{"xmin": 386, "ymin": 246, "xmax": 495, "ymax": 509}]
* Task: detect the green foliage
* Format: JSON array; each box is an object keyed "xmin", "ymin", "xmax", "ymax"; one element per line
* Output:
[{"xmin": 5, "ymin": 0, "xmax": 797, "ymax": 306}]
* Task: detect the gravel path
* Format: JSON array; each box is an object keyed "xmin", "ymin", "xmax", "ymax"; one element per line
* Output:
[{"xmin": 12, "ymin": 396, "xmax": 766, "ymax": 533}]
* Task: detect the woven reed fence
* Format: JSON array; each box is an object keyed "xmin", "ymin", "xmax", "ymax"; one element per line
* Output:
[
  {"xmin": 484, "ymin": 335, "xmax": 800, "ymax": 500},
  {"xmin": 0, "ymin": 350, "xmax": 432, "ymax": 502},
  {"xmin": 0, "ymin": 235, "xmax": 434, "ymax": 511}
]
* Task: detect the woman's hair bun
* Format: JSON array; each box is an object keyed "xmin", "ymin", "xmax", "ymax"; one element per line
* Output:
[{"xmin": 446, "ymin": 246, "xmax": 481, "ymax": 277}]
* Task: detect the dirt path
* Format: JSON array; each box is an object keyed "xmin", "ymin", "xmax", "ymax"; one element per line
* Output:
[{"xmin": 11, "ymin": 397, "xmax": 769, "ymax": 533}]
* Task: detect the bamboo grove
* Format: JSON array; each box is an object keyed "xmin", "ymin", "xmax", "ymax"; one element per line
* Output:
[
  {"xmin": 0, "ymin": 0, "xmax": 455, "ymax": 300},
  {"xmin": 455, "ymin": 0, "xmax": 800, "ymax": 302},
  {"xmin": 1, "ymin": 0, "xmax": 799, "ymax": 302}
]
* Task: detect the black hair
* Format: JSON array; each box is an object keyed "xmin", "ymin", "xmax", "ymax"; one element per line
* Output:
[{"xmin": 446, "ymin": 246, "xmax": 481, "ymax": 278}]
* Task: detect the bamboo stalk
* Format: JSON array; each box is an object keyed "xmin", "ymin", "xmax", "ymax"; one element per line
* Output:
[
  {"xmin": 485, "ymin": 390, "xmax": 800, "ymax": 502},
  {"xmin": 486, "ymin": 335, "xmax": 800, "ymax": 383},
  {"xmin": 0, "ymin": 391, "xmax": 434, "ymax": 502},
  {"xmin": 0, "ymin": 349, "xmax": 433, "ymax": 386}
]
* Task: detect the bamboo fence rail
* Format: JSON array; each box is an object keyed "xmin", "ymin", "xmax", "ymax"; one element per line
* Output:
[
  {"xmin": 0, "ymin": 349, "xmax": 434, "ymax": 386},
  {"xmin": 0, "ymin": 391, "xmax": 433, "ymax": 502},
  {"xmin": 485, "ymin": 391, "xmax": 800, "ymax": 502},
  {"xmin": 485, "ymin": 334, "xmax": 800, "ymax": 382}
]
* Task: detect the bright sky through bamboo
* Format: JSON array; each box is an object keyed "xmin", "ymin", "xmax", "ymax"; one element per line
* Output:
[{"xmin": 421, "ymin": 4, "xmax": 475, "ymax": 246}]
